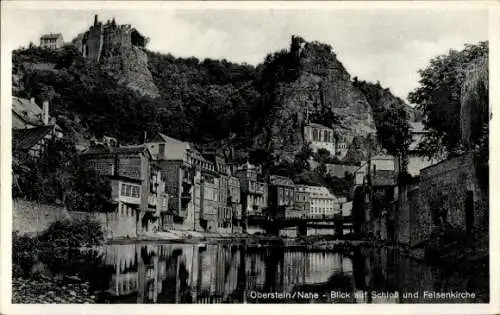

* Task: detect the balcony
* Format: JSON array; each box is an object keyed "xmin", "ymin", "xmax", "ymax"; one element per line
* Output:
[
  {"xmin": 180, "ymin": 179, "xmax": 193, "ymax": 210},
  {"xmin": 232, "ymin": 204, "xmax": 242, "ymax": 220},
  {"xmin": 249, "ymin": 182, "xmax": 266, "ymax": 195}
]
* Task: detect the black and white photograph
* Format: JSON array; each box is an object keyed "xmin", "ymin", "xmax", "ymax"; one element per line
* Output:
[{"xmin": 0, "ymin": 1, "xmax": 497, "ymax": 313}]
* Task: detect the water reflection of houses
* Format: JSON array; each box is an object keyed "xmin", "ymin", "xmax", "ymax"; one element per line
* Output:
[
  {"xmin": 98, "ymin": 243, "xmax": 486, "ymax": 304},
  {"xmin": 100, "ymin": 244, "xmax": 361, "ymax": 304}
]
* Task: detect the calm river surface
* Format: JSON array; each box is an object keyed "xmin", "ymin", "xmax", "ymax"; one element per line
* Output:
[{"xmin": 70, "ymin": 242, "xmax": 488, "ymax": 304}]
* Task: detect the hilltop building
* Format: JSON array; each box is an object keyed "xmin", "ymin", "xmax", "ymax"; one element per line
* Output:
[
  {"xmin": 71, "ymin": 15, "xmax": 159, "ymax": 98},
  {"xmin": 73, "ymin": 15, "xmax": 148, "ymax": 63},
  {"xmin": 304, "ymin": 123, "xmax": 336, "ymax": 156},
  {"xmin": 40, "ymin": 33, "xmax": 64, "ymax": 49},
  {"xmin": 303, "ymin": 122, "xmax": 351, "ymax": 159}
]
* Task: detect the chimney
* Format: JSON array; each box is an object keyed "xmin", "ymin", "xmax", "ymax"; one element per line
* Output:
[
  {"xmin": 94, "ymin": 14, "xmax": 98, "ymax": 26},
  {"xmin": 42, "ymin": 101, "xmax": 49, "ymax": 125}
]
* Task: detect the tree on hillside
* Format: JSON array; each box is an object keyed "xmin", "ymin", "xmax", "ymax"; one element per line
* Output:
[
  {"xmin": 408, "ymin": 41, "xmax": 488, "ymax": 158},
  {"xmin": 315, "ymin": 163, "xmax": 327, "ymax": 176},
  {"xmin": 343, "ymin": 136, "xmax": 368, "ymax": 164},
  {"xmin": 293, "ymin": 143, "xmax": 313, "ymax": 173},
  {"xmin": 323, "ymin": 173, "xmax": 354, "ymax": 200},
  {"xmin": 313, "ymin": 148, "xmax": 331, "ymax": 164}
]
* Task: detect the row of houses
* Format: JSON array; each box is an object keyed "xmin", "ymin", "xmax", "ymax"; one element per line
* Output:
[
  {"xmin": 12, "ymin": 97, "xmax": 350, "ymax": 236},
  {"xmin": 79, "ymin": 132, "xmax": 350, "ymax": 234},
  {"xmin": 80, "ymin": 133, "xmax": 350, "ymax": 234}
]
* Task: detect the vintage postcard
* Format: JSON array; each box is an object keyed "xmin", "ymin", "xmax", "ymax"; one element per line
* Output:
[{"xmin": 1, "ymin": 1, "xmax": 498, "ymax": 315}]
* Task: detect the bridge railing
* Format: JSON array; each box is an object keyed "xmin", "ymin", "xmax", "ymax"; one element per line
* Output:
[{"xmin": 277, "ymin": 214, "xmax": 343, "ymax": 221}]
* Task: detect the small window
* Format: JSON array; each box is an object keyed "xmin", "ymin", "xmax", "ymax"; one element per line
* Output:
[{"xmin": 159, "ymin": 143, "xmax": 166, "ymax": 156}]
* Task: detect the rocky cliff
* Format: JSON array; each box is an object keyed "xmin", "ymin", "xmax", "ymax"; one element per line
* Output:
[
  {"xmin": 99, "ymin": 45, "xmax": 160, "ymax": 98},
  {"xmin": 257, "ymin": 38, "xmax": 376, "ymax": 161},
  {"xmin": 72, "ymin": 16, "xmax": 160, "ymax": 98}
]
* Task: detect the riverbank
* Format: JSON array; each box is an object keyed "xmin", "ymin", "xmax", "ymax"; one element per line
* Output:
[
  {"xmin": 109, "ymin": 230, "xmax": 377, "ymax": 252},
  {"xmin": 109, "ymin": 229, "xmax": 283, "ymax": 244},
  {"xmin": 12, "ymin": 277, "xmax": 96, "ymax": 304}
]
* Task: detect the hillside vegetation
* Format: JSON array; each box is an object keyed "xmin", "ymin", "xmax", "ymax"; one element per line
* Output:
[{"xmin": 12, "ymin": 36, "xmax": 424, "ymax": 200}]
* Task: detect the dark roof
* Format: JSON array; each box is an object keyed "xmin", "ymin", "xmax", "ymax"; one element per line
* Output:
[
  {"xmin": 81, "ymin": 144, "xmax": 151, "ymax": 157},
  {"xmin": 116, "ymin": 145, "xmax": 150, "ymax": 155},
  {"xmin": 12, "ymin": 126, "xmax": 54, "ymax": 151},
  {"xmin": 155, "ymin": 132, "xmax": 183, "ymax": 144},
  {"xmin": 306, "ymin": 122, "xmax": 332, "ymax": 130},
  {"xmin": 372, "ymin": 170, "xmax": 396, "ymax": 186}
]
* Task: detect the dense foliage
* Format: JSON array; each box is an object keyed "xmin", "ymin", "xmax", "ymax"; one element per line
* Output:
[
  {"xmin": 13, "ymin": 39, "xmax": 306, "ymax": 159},
  {"xmin": 12, "ymin": 137, "xmax": 112, "ymax": 212},
  {"xmin": 353, "ymin": 79, "xmax": 412, "ymax": 166},
  {"xmin": 38, "ymin": 217, "xmax": 104, "ymax": 247},
  {"xmin": 13, "ymin": 218, "xmax": 105, "ymax": 279},
  {"xmin": 461, "ymin": 55, "xmax": 489, "ymax": 190},
  {"xmin": 12, "ymin": 37, "xmax": 423, "ymax": 202},
  {"xmin": 147, "ymin": 51, "xmax": 263, "ymax": 145},
  {"xmin": 408, "ymin": 41, "xmax": 488, "ymax": 158}
]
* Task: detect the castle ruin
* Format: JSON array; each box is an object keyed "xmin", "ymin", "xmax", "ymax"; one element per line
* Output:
[
  {"xmin": 72, "ymin": 15, "xmax": 160, "ymax": 98},
  {"xmin": 73, "ymin": 15, "xmax": 149, "ymax": 63}
]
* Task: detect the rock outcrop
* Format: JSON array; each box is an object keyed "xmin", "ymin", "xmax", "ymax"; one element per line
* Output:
[
  {"xmin": 258, "ymin": 38, "xmax": 376, "ymax": 160},
  {"xmin": 99, "ymin": 45, "xmax": 160, "ymax": 98},
  {"xmin": 72, "ymin": 15, "xmax": 160, "ymax": 98}
]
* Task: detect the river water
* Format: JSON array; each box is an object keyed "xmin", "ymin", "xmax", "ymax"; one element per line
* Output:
[{"xmin": 50, "ymin": 242, "xmax": 489, "ymax": 304}]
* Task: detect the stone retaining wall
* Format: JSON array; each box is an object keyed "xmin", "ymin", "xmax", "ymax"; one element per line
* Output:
[
  {"xmin": 397, "ymin": 153, "xmax": 489, "ymax": 246},
  {"xmin": 12, "ymin": 199, "xmax": 137, "ymax": 238}
]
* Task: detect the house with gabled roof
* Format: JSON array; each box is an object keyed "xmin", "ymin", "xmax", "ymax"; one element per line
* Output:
[
  {"xmin": 11, "ymin": 97, "xmax": 63, "ymax": 159},
  {"xmin": 146, "ymin": 132, "xmax": 220, "ymax": 232},
  {"xmin": 81, "ymin": 141, "xmax": 168, "ymax": 236}
]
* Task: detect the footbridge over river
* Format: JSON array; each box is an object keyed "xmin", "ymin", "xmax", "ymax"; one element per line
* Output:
[{"xmin": 246, "ymin": 213, "xmax": 353, "ymax": 237}]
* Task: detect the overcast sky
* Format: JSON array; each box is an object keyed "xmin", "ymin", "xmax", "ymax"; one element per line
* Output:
[{"xmin": 2, "ymin": 5, "xmax": 489, "ymax": 102}]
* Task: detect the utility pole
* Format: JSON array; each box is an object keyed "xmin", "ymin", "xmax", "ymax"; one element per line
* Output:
[{"xmin": 366, "ymin": 133, "xmax": 374, "ymax": 237}]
